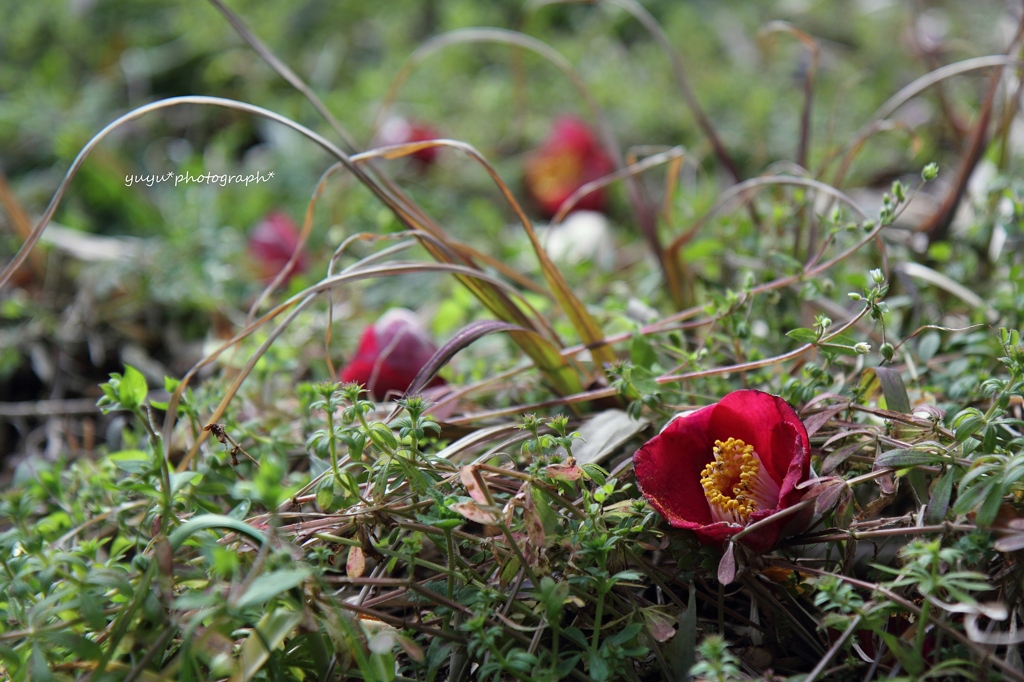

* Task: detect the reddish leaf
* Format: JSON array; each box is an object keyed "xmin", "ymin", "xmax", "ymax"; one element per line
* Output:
[
  {"xmin": 642, "ymin": 608, "xmax": 678, "ymax": 642},
  {"xmin": 450, "ymin": 501, "xmax": 501, "ymax": 525},
  {"xmin": 523, "ymin": 487, "xmax": 546, "ymax": 549},
  {"xmin": 545, "ymin": 461, "xmax": 582, "ymax": 481},
  {"xmin": 810, "ymin": 480, "xmax": 847, "ymax": 515},
  {"xmin": 460, "ymin": 465, "xmax": 489, "ymax": 504},
  {"xmin": 346, "ymin": 546, "xmax": 365, "ymax": 578},
  {"xmin": 802, "ymin": 403, "xmax": 849, "ymax": 437},
  {"xmin": 718, "ymin": 542, "xmax": 737, "ymax": 585},
  {"xmin": 821, "ymin": 442, "xmax": 864, "ymax": 475}
]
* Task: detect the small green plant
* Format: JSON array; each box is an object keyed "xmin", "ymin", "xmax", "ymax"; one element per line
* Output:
[{"xmin": 691, "ymin": 636, "xmax": 743, "ymax": 682}]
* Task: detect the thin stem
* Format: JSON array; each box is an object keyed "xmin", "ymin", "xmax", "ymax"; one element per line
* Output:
[
  {"xmin": 590, "ymin": 586, "xmax": 606, "ymax": 658},
  {"xmin": 327, "ymin": 404, "xmax": 341, "ymax": 483},
  {"xmin": 915, "ymin": 597, "xmax": 932, "ymax": 654},
  {"xmin": 138, "ymin": 406, "xmax": 172, "ymax": 533},
  {"xmin": 804, "ymin": 615, "xmax": 862, "ymax": 682},
  {"xmin": 445, "ymin": 530, "xmax": 457, "ymax": 631},
  {"xmin": 550, "ymin": 619, "xmax": 561, "ymax": 673}
]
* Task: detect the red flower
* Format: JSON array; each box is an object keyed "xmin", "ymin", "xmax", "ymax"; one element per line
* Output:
[
  {"xmin": 378, "ymin": 117, "xmax": 442, "ymax": 167},
  {"xmin": 524, "ymin": 116, "xmax": 615, "ymax": 218},
  {"xmin": 247, "ymin": 211, "xmax": 308, "ymax": 285},
  {"xmin": 339, "ymin": 309, "xmax": 445, "ymax": 401},
  {"xmin": 633, "ymin": 390, "xmax": 810, "ymax": 552}
]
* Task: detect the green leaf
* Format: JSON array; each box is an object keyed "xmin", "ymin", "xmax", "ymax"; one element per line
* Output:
[
  {"xmin": 228, "ymin": 499, "xmax": 251, "ymax": 520},
  {"xmin": 169, "ymin": 514, "xmax": 267, "ymax": 551},
  {"xmin": 108, "ymin": 449, "xmax": 151, "ymax": 475},
  {"xmin": 499, "ymin": 556, "xmax": 521, "ymax": 588},
  {"xmin": 918, "ymin": 332, "xmax": 941, "ymax": 361},
  {"xmin": 874, "ymin": 367, "xmax": 911, "ymax": 414},
  {"xmin": 665, "ymin": 582, "xmax": 697, "ymax": 681},
  {"xmin": 78, "ymin": 589, "xmax": 107, "ymax": 629},
  {"xmin": 170, "ymin": 471, "xmax": 202, "ymax": 495},
  {"xmin": 630, "ymin": 333, "xmax": 657, "ymax": 369},
  {"xmin": 925, "ymin": 468, "xmax": 955, "ymax": 524},
  {"xmin": 610, "ymin": 570, "xmax": 644, "ymax": 584},
  {"xmin": 589, "ymin": 651, "xmax": 611, "ymax": 682},
  {"xmin": 564, "ymin": 626, "xmax": 589, "ymax": 649},
  {"xmin": 953, "ymin": 479, "xmax": 997, "ymax": 517},
  {"xmin": 308, "ymin": 454, "xmax": 330, "ymax": 478},
  {"xmin": 581, "ymin": 462, "xmax": 608, "ymax": 486},
  {"xmin": 119, "ymin": 365, "xmax": 148, "ymax": 411},
  {"xmin": 31, "ymin": 644, "xmax": 53, "ymax": 682},
  {"xmin": 558, "ymin": 654, "xmax": 582, "ymax": 679},
  {"xmin": 954, "ymin": 415, "xmax": 985, "ymax": 442},
  {"xmin": 976, "ymin": 484, "xmax": 1005, "ymax": 527},
  {"xmin": 875, "ymin": 629, "xmax": 924, "ymax": 676},
  {"xmin": 228, "ymin": 607, "xmax": 302, "ymax": 682},
  {"xmin": 531, "ymin": 487, "xmax": 560, "ymax": 535},
  {"xmin": 605, "ymin": 622, "xmax": 643, "ymax": 646},
  {"xmin": 316, "ymin": 484, "xmax": 334, "ymax": 511},
  {"xmin": 370, "ymin": 423, "xmax": 399, "ymax": 451},
  {"xmin": 875, "ymin": 448, "xmax": 946, "ymax": 468},
  {"xmin": 44, "ymin": 633, "xmax": 103, "ymax": 662},
  {"xmin": 786, "ymin": 328, "xmax": 819, "ymax": 344},
  {"xmin": 370, "ymin": 652, "xmax": 397, "ymax": 682},
  {"xmin": 235, "ymin": 568, "xmax": 311, "ymax": 610}
]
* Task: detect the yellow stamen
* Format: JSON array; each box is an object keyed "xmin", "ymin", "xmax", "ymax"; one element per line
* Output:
[
  {"xmin": 526, "ymin": 154, "xmax": 583, "ymax": 203},
  {"xmin": 700, "ymin": 437, "xmax": 780, "ymax": 525}
]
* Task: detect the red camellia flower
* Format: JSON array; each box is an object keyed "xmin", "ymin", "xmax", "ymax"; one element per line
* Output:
[
  {"xmin": 339, "ymin": 309, "xmax": 445, "ymax": 401},
  {"xmin": 524, "ymin": 116, "xmax": 615, "ymax": 218},
  {"xmin": 247, "ymin": 211, "xmax": 308, "ymax": 285},
  {"xmin": 633, "ymin": 390, "xmax": 810, "ymax": 552},
  {"xmin": 377, "ymin": 117, "xmax": 442, "ymax": 167}
]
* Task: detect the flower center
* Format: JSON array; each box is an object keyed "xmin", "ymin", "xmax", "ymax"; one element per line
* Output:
[
  {"xmin": 527, "ymin": 153, "xmax": 583, "ymax": 202},
  {"xmin": 700, "ymin": 437, "xmax": 781, "ymax": 525}
]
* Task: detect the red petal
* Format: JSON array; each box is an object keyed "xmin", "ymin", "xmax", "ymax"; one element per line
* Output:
[
  {"xmin": 633, "ymin": 405, "xmax": 716, "ymax": 528},
  {"xmin": 774, "ymin": 420, "xmax": 812, "ymax": 509},
  {"xmin": 378, "ymin": 117, "xmax": 440, "ymax": 166},
  {"xmin": 739, "ymin": 509, "xmax": 785, "ymax": 552},
  {"xmin": 692, "ymin": 521, "xmax": 745, "ymax": 546},
  {"xmin": 339, "ymin": 310, "xmax": 444, "ymax": 400},
  {"xmin": 549, "ymin": 117, "xmax": 598, "ymax": 155},
  {"xmin": 247, "ymin": 212, "xmax": 308, "ymax": 283},
  {"xmin": 339, "ymin": 356, "xmax": 375, "ymax": 388},
  {"xmin": 407, "ymin": 124, "xmax": 441, "ymax": 165}
]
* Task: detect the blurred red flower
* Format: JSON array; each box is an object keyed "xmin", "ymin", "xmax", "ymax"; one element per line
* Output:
[
  {"xmin": 378, "ymin": 117, "xmax": 442, "ymax": 166},
  {"xmin": 524, "ymin": 116, "xmax": 615, "ymax": 218},
  {"xmin": 247, "ymin": 211, "xmax": 308, "ymax": 285},
  {"xmin": 633, "ymin": 390, "xmax": 810, "ymax": 552},
  {"xmin": 339, "ymin": 309, "xmax": 445, "ymax": 401}
]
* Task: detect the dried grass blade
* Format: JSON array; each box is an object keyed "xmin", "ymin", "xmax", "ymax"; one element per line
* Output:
[{"xmin": 406, "ymin": 320, "xmax": 537, "ymax": 396}]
